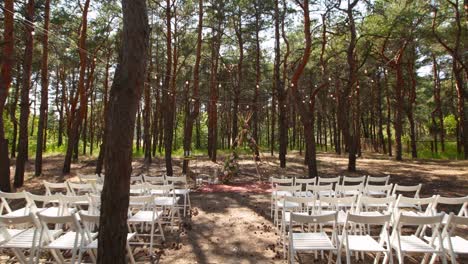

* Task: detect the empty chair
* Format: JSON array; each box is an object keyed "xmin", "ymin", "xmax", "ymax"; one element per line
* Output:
[
  {"xmin": 340, "ymin": 213, "xmax": 393, "ymax": 264},
  {"xmin": 342, "ymin": 176, "xmax": 366, "ymax": 186},
  {"xmin": 441, "ymin": 213, "xmax": 468, "ymax": 263},
  {"xmin": 127, "ymin": 195, "xmax": 164, "ymax": 253},
  {"xmin": 166, "ymin": 175, "xmax": 191, "ymax": 217},
  {"xmin": 130, "ymin": 175, "xmax": 144, "ymax": 184},
  {"xmin": 273, "ymin": 185, "xmax": 302, "ymax": 227},
  {"xmin": 78, "ymin": 211, "xmax": 136, "ymax": 264},
  {"xmin": 391, "ymin": 184, "xmax": 422, "ymax": 199},
  {"xmin": 37, "ymin": 212, "xmax": 84, "ymax": 264},
  {"xmin": 0, "ymin": 191, "xmax": 29, "ymax": 217},
  {"xmin": 0, "ymin": 213, "xmax": 43, "ymax": 264},
  {"xmin": 280, "ymin": 196, "xmax": 317, "ymax": 258},
  {"xmin": 77, "ymin": 173, "xmax": 99, "ymax": 183},
  {"xmin": 317, "ymin": 176, "xmax": 341, "ymax": 196},
  {"xmin": 60, "ymin": 194, "xmax": 90, "ymax": 213},
  {"xmin": 44, "ymin": 181, "xmax": 69, "ymax": 195},
  {"xmin": 308, "ymin": 184, "xmax": 334, "ymax": 199},
  {"xmin": 394, "ymin": 195, "xmax": 437, "ymax": 216},
  {"xmin": 129, "ymin": 183, "xmax": 148, "ymax": 196},
  {"xmin": 432, "ymin": 196, "xmax": 468, "ymax": 224},
  {"xmin": 142, "ymin": 174, "xmax": 165, "ymax": 185},
  {"xmin": 271, "ymin": 177, "xmax": 295, "ymax": 218},
  {"xmin": 319, "ymin": 195, "xmax": 357, "ymax": 225},
  {"xmin": 364, "ymin": 184, "xmax": 393, "ymax": 197},
  {"xmin": 288, "ymin": 212, "xmax": 341, "ymax": 264},
  {"xmin": 335, "ymin": 183, "xmax": 364, "ymax": 197},
  {"xmin": 390, "ymin": 212, "xmax": 446, "ymax": 264},
  {"xmin": 26, "ymin": 193, "xmax": 64, "ymax": 216},
  {"xmin": 67, "ymin": 181, "xmax": 96, "ymax": 196},
  {"xmin": 294, "ymin": 178, "xmax": 316, "ymax": 197},
  {"xmin": 147, "ymin": 183, "xmax": 180, "ymax": 230},
  {"xmin": 356, "ymin": 195, "xmax": 396, "ymax": 216},
  {"xmin": 366, "ymin": 175, "xmax": 390, "ymax": 186}
]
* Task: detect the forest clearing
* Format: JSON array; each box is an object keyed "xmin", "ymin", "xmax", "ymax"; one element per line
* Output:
[{"xmin": 1, "ymin": 0, "xmax": 467, "ymax": 263}]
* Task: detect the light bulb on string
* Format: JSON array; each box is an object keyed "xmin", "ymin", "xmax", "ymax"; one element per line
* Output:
[{"xmin": 185, "ymin": 80, "xmax": 189, "ymax": 85}]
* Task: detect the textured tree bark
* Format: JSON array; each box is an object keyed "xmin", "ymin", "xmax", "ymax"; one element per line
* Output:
[
  {"xmin": 97, "ymin": 0, "xmax": 148, "ymax": 262},
  {"xmin": 14, "ymin": 0, "xmax": 35, "ymax": 188},
  {"xmin": 406, "ymin": 46, "xmax": 418, "ymax": 158},
  {"xmin": 0, "ymin": 0, "xmax": 15, "ymax": 191},
  {"xmin": 96, "ymin": 52, "xmax": 111, "ymax": 174},
  {"xmin": 63, "ymin": 0, "xmax": 91, "ymax": 174},
  {"xmin": 182, "ymin": 0, "xmax": 203, "ymax": 174},
  {"xmin": 35, "ymin": 0, "xmax": 50, "ymax": 176},
  {"xmin": 163, "ymin": 0, "xmax": 174, "ymax": 175}
]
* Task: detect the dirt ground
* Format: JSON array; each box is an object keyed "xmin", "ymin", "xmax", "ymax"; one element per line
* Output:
[{"xmin": 6, "ymin": 152, "xmax": 468, "ymax": 263}]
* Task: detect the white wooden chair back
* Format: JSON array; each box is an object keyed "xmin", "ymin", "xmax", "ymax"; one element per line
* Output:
[
  {"xmin": 129, "ymin": 183, "xmax": 148, "ymax": 195},
  {"xmin": 308, "ymin": 184, "xmax": 333, "ymax": 198},
  {"xmin": 26, "ymin": 192, "xmax": 61, "ymax": 214},
  {"xmin": 433, "ymin": 196, "xmax": 468, "ymax": 217},
  {"xmin": 442, "ymin": 213, "xmax": 468, "ymax": 261},
  {"xmin": 44, "ymin": 181, "xmax": 69, "ymax": 195},
  {"xmin": 391, "ymin": 183, "xmax": 422, "ymax": 198},
  {"xmin": 364, "ymin": 184, "xmax": 393, "ymax": 197},
  {"xmin": 356, "ymin": 195, "xmax": 396, "ymax": 214},
  {"xmin": 365, "ymin": 175, "xmax": 390, "ymax": 186},
  {"xmin": 143, "ymin": 174, "xmax": 165, "ymax": 185},
  {"xmin": 317, "ymin": 176, "xmax": 341, "ymax": 187},
  {"xmin": 270, "ymin": 177, "xmax": 294, "ymax": 187},
  {"xmin": 77, "ymin": 173, "xmax": 99, "ymax": 183},
  {"xmin": 0, "ymin": 191, "xmax": 28, "ymax": 216},
  {"xmin": 320, "ymin": 195, "xmax": 357, "ymax": 212},
  {"xmin": 342, "ymin": 176, "xmax": 366, "ymax": 185},
  {"xmin": 335, "ymin": 183, "xmax": 363, "ymax": 197},
  {"xmin": 294, "ymin": 178, "xmax": 316, "ymax": 188},
  {"xmin": 130, "ymin": 175, "xmax": 144, "ymax": 184},
  {"xmin": 66, "ymin": 181, "xmax": 96, "ymax": 195},
  {"xmin": 395, "ymin": 195, "xmax": 437, "ymax": 215}
]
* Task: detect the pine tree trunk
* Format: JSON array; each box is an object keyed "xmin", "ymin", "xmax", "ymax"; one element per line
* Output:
[
  {"xmin": 35, "ymin": 0, "xmax": 50, "ymax": 176},
  {"xmin": 14, "ymin": 0, "xmax": 35, "ymax": 188},
  {"xmin": 0, "ymin": 0, "xmax": 15, "ymax": 191},
  {"xmin": 97, "ymin": 0, "xmax": 148, "ymax": 262}
]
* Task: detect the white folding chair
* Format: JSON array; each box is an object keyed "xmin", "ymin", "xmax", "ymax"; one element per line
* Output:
[
  {"xmin": 78, "ymin": 211, "xmax": 136, "ymax": 264},
  {"xmin": 130, "ymin": 175, "xmax": 144, "ymax": 184},
  {"xmin": 356, "ymin": 195, "xmax": 396, "ymax": 216},
  {"xmin": 432, "ymin": 196, "xmax": 468, "ymax": 225},
  {"xmin": 67, "ymin": 181, "xmax": 96, "ymax": 196},
  {"xmin": 77, "ymin": 174, "xmax": 99, "ymax": 184},
  {"xmin": 37, "ymin": 212, "xmax": 85, "ymax": 264},
  {"xmin": 319, "ymin": 196, "xmax": 357, "ymax": 226},
  {"xmin": 390, "ymin": 212, "xmax": 446, "ymax": 264},
  {"xmin": 342, "ymin": 176, "xmax": 366, "ymax": 186},
  {"xmin": 335, "ymin": 183, "xmax": 364, "ymax": 197},
  {"xmin": 288, "ymin": 212, "xmax": 341, "ymax": 264},
  {"xmin": 440, "ymin": 213, "xmax": 468, "ymax": 263},
  {"xmin": 166, "ymin": 176, "xmax": 191, "ymax": 217},
  {"xmin": 340, "ymin": 212, "xmax": 393, "ymax": 264},
  {"xmin": 391, "ymin": 184, "xmax": 422, "ymax": 200},
  {"xmin": 59, "ymin": 194, "xmax": 90, "ymax": 213},
  {"xmin": 129, "ymin": 183, "xmax": 148, "ymax": 196},
  {"xmin": 308, "ymin": 184, "xmax": 334, "ymax": 199},
  {"xmin": 394, "ymin": 195, "xmax": 437, "ymax": 216},
  {"xmin": 0, "ymin": 213, "xmax": 42, "ymax": 264},
  {"xmin": 274, "ymin": 185, "xmax": 302, "ymax": 227},
  {"xmin": 317, "ymin": 176, "xmax": 341, "ymax": 196},
  {"xmin": 364, "ymin": 184, "xmax": 394, "ymax": 197},
  {"xmin": 26, "ymin": 193, "xmax": 64, "ymax": 217},
  {"xmin": 0, "ymin": 191, "xmax": 30, "ymax": 217},
  {"xmin": 280, "ymin": 196, "xmax": 317, "ymax": 258},
  {"xmin": 366, "ymin": 175, "xmax": 390, "ymax": 186},
  {"xmin": 127, "ymin": 195, "xmax": 164, "ymax": 253},
  {"xmin": 142, "ymin": 174, "xmax": 165, "ymax": 185},
  {"xmin": 44, "ymin": 181, "xmax": 69, "ymax": 195},
  {"xmin": 271, "ymin": 177, "xmax": 295, "ymax": 218},
  {"xmin": 294, "ymin": 178, "xmax": 316, "ymax": 197},
  {"xmin": 147, "ymin": 183, "xmax": 180, "ymax": 230}
]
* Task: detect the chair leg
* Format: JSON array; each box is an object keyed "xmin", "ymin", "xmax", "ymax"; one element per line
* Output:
[
  {"xmin": 126, "ymin": 241, "xmax": 136, "ymax": 264},
  {"xmin": 12, "ymin": 249, "xmax": 28, "ymax": 264}
]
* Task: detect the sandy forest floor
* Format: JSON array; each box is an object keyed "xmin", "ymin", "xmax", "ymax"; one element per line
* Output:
[{"xmin": 6, "ymin": 152, "xmax": 468, "ymax": 264}]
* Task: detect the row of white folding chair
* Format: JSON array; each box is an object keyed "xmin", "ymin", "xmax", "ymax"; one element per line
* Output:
[
  {"xmin": 44, "ymin": 180, "xmax": 98, "ymax": 196},
  {"xmin": 0, "ymin": 211, "xmax": 135, "ymax": 264},
  {"xmin": 287, "ymin": 211, "xmax": 460, "ymax": 264},
  {"xmin": 77, "ymin": 173, "xmax": 104, "ymax": 184},
  {"xmin": 131, "ymin": 175, "xmax": 191, "ymax": 216},
  {"xmin": 129, "ymin": 183, "xmax": 181, "ymax": 230},
  {"xmin": 274, "ymin": 175, "xmax": 390, "ymax": 187}
]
